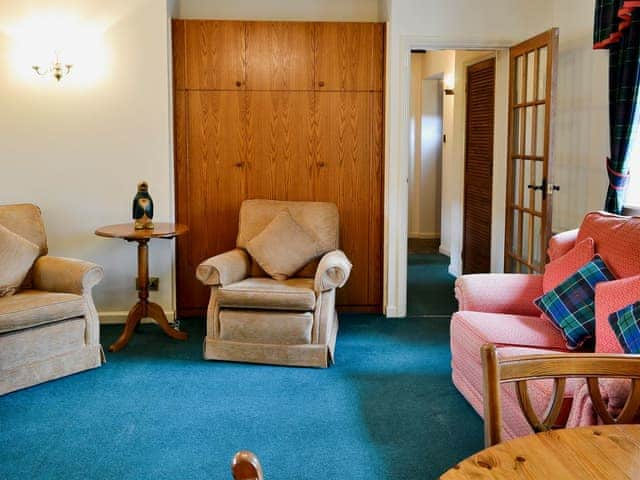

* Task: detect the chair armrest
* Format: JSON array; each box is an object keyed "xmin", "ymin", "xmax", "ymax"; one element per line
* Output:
[
  {"xmin": 314, "ymin": 250, "xmax": 352, "ymax": 292},
  {"xmin": 196, "ymin": 249, "xmax": 250, "ymax": 287},
  {"xmin": 32, "ymin": 256, "xmax": 104, "ymax": 295},
  {"xmin": 455, "ymin": 273, "xmax": 543, "ymax": 316},
  {"xmin": 548, "ymin": 229, "xmax": 579, "ymax": 261}
]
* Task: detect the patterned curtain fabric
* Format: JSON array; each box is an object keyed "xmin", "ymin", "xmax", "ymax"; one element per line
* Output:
[{"xmin": 594, "ymin": 1, "xmax": 640, "ymax": 214}]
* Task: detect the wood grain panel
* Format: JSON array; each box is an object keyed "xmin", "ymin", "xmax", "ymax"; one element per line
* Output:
[
  {"xmin": 463, "ymin": 58, "xmax": 495, "ymax": 274},
  {"xmin": 369, "ymin": 92, "xmax": 384, "ymax": 305},
  {"xmin": 172, "ymin": 20, "xmax": 186, "ymax": 90},
  {"xmin": 179, "ymin": 91, "xmax": 247, "ymax": 313},
  {"xmin": 316, "ymin": 91, "xmax": 372, "ymax": 306},
  {"xmin": 246, "ymin": 91, "xmax": 316, "ymax": 200},
  {"xmin": 185, "ymin": 20, "xmax": 246, "ymax": 90},
  {"xmin": 245, "ymin": 22, "xmax": 314, "ymax": 91},
  {"xmin": 315, "ymin": 22, "xmax": 380, "ymax": 91},
  {"xmin": 371, "ymin": 23, "xmax": 385, "ymax": 92}
]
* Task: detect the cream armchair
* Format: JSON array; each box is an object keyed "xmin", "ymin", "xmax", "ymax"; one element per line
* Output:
[
  {"xmin": 197, "ymin": 200, "xmax": 351, "ymax": 368},
  {"xmin": 0, "ymin": 204, "xmax": 104, "ymax": 395}
]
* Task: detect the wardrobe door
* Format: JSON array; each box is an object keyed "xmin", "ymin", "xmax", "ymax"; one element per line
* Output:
[
  {"xmin": 177, "ymin": 91, "xmax": 247, "ymax": 314},
  {"xmin": 316, "ymin": 91, "xmax": 373, "ymax": 307},
  {"xmin": 246, "ymin": 91, "xmax": 316, "ymax": 201},
  {"xmin": 245, "ymin": 22, "xmax": 315, "ymax": 91},
  {"xmin": 185, "ymin": 20, "xmax": 246, "ymax": 90},
  {"xmin": 315, "ymin": 22, "xmax": 382, "ymax": 91},
  {"xmin": 369, "ymin": 91, "xmax": 384, "ymax": 306}
]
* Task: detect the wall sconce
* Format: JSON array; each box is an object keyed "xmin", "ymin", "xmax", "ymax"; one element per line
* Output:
[
  {"xmin": 443, "ymin": 73, "xmax": 455, "ymax": 95},
  {"xmin": 32, "ymin": 51, "xmax": 72, "ymax": 81}
]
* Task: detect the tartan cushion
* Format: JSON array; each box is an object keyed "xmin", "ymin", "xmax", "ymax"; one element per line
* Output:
[
  {"xmin": 534, "ymin": 255, "xmax": 616, "ymax": 350},
  {"xmin": 609, "ymin": 302, "xmax": 640, "ymax": 353}
]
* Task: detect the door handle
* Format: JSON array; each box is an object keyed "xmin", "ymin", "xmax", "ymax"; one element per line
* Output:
[
  {"xmin": 316, "ymin": 161, "xmax": 326, "ymax": 168},
  {"xmin": 527, "ymin": 184, "xmax": 544, "ymax": 191},
  {"xmin": 233, "ymin": 162, "xmax": 245, "ymax": 167}
]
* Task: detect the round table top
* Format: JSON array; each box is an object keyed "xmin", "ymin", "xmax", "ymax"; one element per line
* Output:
[
  {"xmin": 441, "ymin": 425, "xmax": 640, "ymax": 479},
  {"xmin": 94, "ymin": 222, "xmax": 189, "ymax": 240}
]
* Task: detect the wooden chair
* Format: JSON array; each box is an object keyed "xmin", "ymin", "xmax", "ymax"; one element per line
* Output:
[
  {"xmin": 232, "ymin": 451, "xmax": 263, "ymax": 480},
  {"xmin": 481, "ymin": 343, "xmax": 640, "ymax": 447}
]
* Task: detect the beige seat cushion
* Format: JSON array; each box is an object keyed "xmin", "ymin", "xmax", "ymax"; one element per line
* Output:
[
  {"xmin": 0, "ymin": 290, "xmax": 86, "ymax": 334},
  {"xmin": 219, "ymin": 310, "xmax": 313, "ymax": 345},
  {"xmin": 246, "ymin": 210, "xmax": 321, "ymax": 280},
  {"xmin": 0, "ymin": 224, "xmax": 40, "ymax": 297},
  {"xmin": 218, "ymin": 278, "xmax": 316, "ymax": 311}
]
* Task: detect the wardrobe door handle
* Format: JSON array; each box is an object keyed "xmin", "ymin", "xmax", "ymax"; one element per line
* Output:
[
  {"xmin": 318, "ymin": 81, "xmax": 325, "ymax": 88},
  {"xmin": 317, "ymin": 161, "xmax": 326, "ymax": 168},
  {"xmin": 233, "ymin": 162, "xmax": 245, "ymax": 167},
  {"xmin": 235, "ymin": 81, "xmax": 242, "ymax": 87}
]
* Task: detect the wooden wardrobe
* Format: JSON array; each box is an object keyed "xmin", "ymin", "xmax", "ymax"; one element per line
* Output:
[{"xmin": 172, "ymin": 20, "xmax": 385, "ymax": 316}]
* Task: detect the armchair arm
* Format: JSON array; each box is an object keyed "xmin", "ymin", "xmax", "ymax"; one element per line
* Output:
[
  {"xmin": 32, "ymin": 256, "xmax": 104, "ymax": 295},
  {"xmin": 548, "ymin": 229, "xmax": 579, "ymax": 261},
  {"xmin": 196, "ymin": 248, "xmax": 250, "ymax": 287},
  {"xmin": 455, "ymin": 273, "xmax": 543, "ymax": 316},
  {"xmin": 314, "ymin": 250, "xmax": 352, "ymax": 292}
]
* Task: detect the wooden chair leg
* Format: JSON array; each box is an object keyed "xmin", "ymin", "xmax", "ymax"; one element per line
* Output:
[{"xmin": 232, "ymin": 451, "xmax": 263, "ymax": 480}]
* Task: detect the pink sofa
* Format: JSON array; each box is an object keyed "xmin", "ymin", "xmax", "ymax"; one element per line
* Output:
[{"xmin": 450, "ymin": 211, "xmax": 640, "ymax": 439}]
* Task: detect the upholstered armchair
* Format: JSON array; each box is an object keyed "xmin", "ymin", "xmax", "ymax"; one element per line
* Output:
[
  {"xmin": 0, "ymin": 204, "xmax": 104, "ymax": 395},
  {"xmin": 196, "ymin": 200, "xmax": 352, "ymax": 368}
]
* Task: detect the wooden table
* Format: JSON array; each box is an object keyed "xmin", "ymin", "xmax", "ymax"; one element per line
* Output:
[
  {"xmin": 441, "ymin": 425, "xmax": 640, "ymax": 479},
  {"xmin": 95, "ymin": 222, "xmax": 189, "ymax": 352}
]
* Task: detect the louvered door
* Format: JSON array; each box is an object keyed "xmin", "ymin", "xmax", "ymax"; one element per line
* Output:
[{"xmin": 463, "ymin": 58, "xmax": 495, "ymax": 274}]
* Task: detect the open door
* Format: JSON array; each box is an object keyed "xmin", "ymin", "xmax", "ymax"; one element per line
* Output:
[{"xmin": 505, "ymin": 29, "xmax": 559, "ymax": 273}]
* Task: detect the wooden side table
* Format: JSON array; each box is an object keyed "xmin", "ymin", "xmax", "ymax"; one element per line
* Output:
[{"xmin": 95, "ymin": 222, "xmax": 189, "ymax": 352}]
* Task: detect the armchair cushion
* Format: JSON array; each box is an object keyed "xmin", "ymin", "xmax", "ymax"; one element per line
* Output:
[
  {"xmin": 314, "ymin": 250, "xmax": 352, "ymax": 292},
  {"xmin": 542, "ymin": 237, "xmax": 595, "ymax": 293},
  {"xmin": 32, "ymin": 256, "xmax": 103, "ymax": 295},
  {"xmin": 197, "ymin": 249, "xmax": 251, "ymax": 287},
  {"xmin": 595, "ymin": 275, "xmax": 640, "ymax": 353},
  {"xmin": 0, "ymin": 224, "xmax": 40, "ymax": 297},
  {"xmin": 246, "ymin": 210, "xmax": 321, "ymax": 280},
  {"xmin": 454, "ymin": 273, "xmax": 543, "ymax": 316},
  {"xmin": 0, "ymin": 290, "xmax": 85, "ymax": 334},
  {"xmin": 217, "ymin": 278, "xmax": 316, "ymax": 311}
]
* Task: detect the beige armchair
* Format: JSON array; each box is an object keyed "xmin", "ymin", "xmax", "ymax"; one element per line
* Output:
[
  {"xmin": 197, "ymin": 200, "xmax": 352, "ymax": 368},
  {"xmin": 0, "ymin": 204, "xmax": 104, "ymax": 395}
]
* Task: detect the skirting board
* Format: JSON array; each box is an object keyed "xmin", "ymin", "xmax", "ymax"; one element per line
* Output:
[
  {"xmin": 439, "ymin": 245, "xmax": 451, "ymax": 256},
  {"xmin": 408, "ymin": 232, "xmax": 440, "ymax": 239},
  {"xmin": 99, "ymin": 310, "xmax": 175, "ymax": 324}
]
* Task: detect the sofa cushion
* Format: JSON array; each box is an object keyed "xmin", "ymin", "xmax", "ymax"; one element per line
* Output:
[
  {"xmin": 595, "ymin": 275, "xmax": 640, "ymax": 353},
  {"xmin": 451, "ymin": 311, "xmax": 567, "ymax": 352},
  {"xmin": 0, "ymin": 290, "xmax": 86, "ymax": 334},
  {"xmin": 219, "ymin": 310, "xmax": 313, "ymax": 345},
  {"xmin": 217, "ymin": 278, "xmax": 316, "ymax": 311},
  {"xmin": 0, "ymin": 224, "xmax": 40, "ymax": 297},
  {"xmin": 577, "ymin": 211, "xmax": 640, "ymax": 279},
  {"xmin": 535, "ymin": 255, "xmax": 616, "ymax": 350},
  {"xmin": 246, "ymin": 210, "xmax": 321, "ymax": 280},
  {"xmin": 543, "ymin": 237, "xmax": 595, "ymax": 293},
  {"xmin": 608, "ymin": 301, "xmax": 640, "ymax": 353}
]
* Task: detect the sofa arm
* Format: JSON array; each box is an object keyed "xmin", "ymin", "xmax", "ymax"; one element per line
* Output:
[
  {"xmin": 32, "ymin": 256, "xmax": 104, "ymax": 295},
  {"xmin": 314, "ymin": 250, "xmax": 352, "ymax": 292},
  {"xmin": 196, "ymin": 249, "xmax": 250, "ymax": 287},
  {"xmin": 455, "ymin": 273, "xmax": 543, "ymax": 316},
  {"xmin": 548, "ymin": 229, "xmax": 579, "ymax": 261}
]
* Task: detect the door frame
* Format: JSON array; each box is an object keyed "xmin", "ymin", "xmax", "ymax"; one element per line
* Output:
[{"xmin": 384, "ymin": 34, "xmax": 510, "ymax": 317}]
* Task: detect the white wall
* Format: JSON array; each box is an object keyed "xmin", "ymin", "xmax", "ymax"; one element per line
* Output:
[
  {"xmin": 175, "ymin": 0, "xmax": 382, "ymax": 21},
  {"xmin": 0, "ymin": 0, "xmax": 175, "ymax": 322},
  {"xmin": 551, "ymin": 0, "xmax": 609, "ymax": 232},
  {"xmin": 408, "ymin": 53, "xmax": 443, "ymax": 240}
]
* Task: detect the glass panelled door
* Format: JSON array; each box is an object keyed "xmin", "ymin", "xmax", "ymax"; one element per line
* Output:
[{"xmin": 505, "ymin": 29, "xmax": 559, "ymax": 273}]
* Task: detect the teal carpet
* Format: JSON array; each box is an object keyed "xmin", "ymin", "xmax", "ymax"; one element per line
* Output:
[
  {"xmin": 407, "ymin": 254, "xmax": 458, "ymax": 316},
  {"xmin": 0, "ymin": 254, "xmax": 482, "ymax": 479}
]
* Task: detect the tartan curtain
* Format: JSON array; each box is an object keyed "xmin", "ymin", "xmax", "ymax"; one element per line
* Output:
[{"xmin": 594, "ymin": 1, "xmax": 640, "ymax": 214}]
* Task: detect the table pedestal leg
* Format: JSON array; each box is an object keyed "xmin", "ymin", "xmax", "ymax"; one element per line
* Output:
[{"xmin": 108, "ymin": 238, "xmax": 188, "ymax": 352}]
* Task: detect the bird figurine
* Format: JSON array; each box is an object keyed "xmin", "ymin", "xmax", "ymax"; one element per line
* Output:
[{"xmin": 132, "ymin": 181, "xmax": 154, "ymax": 230}]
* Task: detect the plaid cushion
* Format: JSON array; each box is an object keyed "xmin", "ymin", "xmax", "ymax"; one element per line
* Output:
[
  {"xmin": 535, "ymin": 255, "xmax": 616, "ymax": 349},
  {"xmin": 609, "ymin": 302, "xmax": 640, "ymax": 353}
]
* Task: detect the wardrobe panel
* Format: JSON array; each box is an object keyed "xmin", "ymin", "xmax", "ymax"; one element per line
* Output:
[
  {"xmin": 316, "ymin": 91, "xmax": 372, "ymax": 306},
  {"xmin": 185, "ymin": 20, "xmax": 246, "ymax": 90},
  {"xmin": 246, "ymin": 91, "xmax": 316, "ymax": 201},
  {"xmin": 245, "ymin": 22, "xmax": 314, "ymax": 91}
]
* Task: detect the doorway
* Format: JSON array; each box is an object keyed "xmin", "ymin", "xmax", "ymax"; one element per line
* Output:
[{"xmin": 406, "ymin": 49, "xmax": 495, "ymax": 316}]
